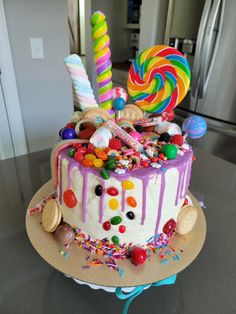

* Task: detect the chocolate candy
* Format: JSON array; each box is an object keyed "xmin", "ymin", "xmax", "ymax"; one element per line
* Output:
[
  {"xmin": 54, "ymin": 223, "xmax": 75, "ymax": 245},
  {"xmin": 95, "ymin": 185, "xmax": 103, "ymax": 196}
]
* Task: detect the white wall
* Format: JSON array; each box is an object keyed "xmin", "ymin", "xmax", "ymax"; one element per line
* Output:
[
  {"xmin": 3, "ymin": 0, "xmax": 73, "ymax": 153},
  {"xmin": 139, "ymin": 0, "xmax": 169, "ymax": 52}
]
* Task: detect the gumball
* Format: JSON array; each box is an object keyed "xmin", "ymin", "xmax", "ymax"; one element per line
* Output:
[
  {"xmin": 182, "ymin": 115, "xmax": 207, "ymax": 139},
  {"xmin": 112, "ymin": 87, "xmax": 128, "ymax": 102},
  {"xmin": 131, "ymin": 247, "xmax": 147, "ymax": 265},
  {"xmin": 129, "ymin": 131, "xmax": 142, "ymax": 142},
  {"xmin": 162, "ymin": 144, "xmax": 178, "ymax": 160},
  {"xmin": 61, "ymin": 128, "xmax": 77, "ymax": 140},
  {"xmin": 65, "ymin": 122, "xmax": 76, "ymax": 129},
  {"xmin": 113, "ymin": 97, "xmax": 126, "ymax": 111}
]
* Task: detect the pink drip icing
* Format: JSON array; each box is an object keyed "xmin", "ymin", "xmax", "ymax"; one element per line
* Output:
[
  {"xmin": 99, "ymin": 178, "xmax": 105, "ymax": 223},
  {"xmin": 155, "ymin": 172, "xmax": 166, "ymax": 235},
  {"xmin": 59, "ymin": 157, "xmax": 63, "ymax": 205}
]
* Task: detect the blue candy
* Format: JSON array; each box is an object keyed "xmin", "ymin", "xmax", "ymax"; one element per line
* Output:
[
  {"xmin": 113, "ymin": 97, "xmax": 126, "ymax": 111},
  {"xmin": 61, "ymin": 127, "xmax": 77, "ymax": 140}
]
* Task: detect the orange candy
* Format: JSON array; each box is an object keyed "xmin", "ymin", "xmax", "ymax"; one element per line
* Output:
[
  {"xmin": 127, "ymin": 196, "xmax": 137, "ymax": 207},
  {"xmin": 95, "ymin": 149, "xmax": 108, "ymax": 161},
  {"xmin": 82, "ymin": 159, "xmax": 93, "ymax": 168}
]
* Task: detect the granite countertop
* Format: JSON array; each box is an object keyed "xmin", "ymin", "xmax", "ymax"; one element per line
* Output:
[{"xmin": 1, "ymin": 148, "xmax": 236, "ymax": 314}]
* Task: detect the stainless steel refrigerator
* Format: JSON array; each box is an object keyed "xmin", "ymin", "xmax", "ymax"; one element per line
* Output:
[{"xmin": 164, "ymin": 0, "xmax": 236, "ymax": 163}]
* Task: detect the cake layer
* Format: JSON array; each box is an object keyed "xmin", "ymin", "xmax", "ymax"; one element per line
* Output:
[{"xmin": 55, "ymin": 145, "xmax": 192, "ymax": 246}]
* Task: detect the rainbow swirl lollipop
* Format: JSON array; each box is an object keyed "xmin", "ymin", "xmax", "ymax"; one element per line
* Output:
[
  {"xmin": 90, "ymin": 11, "xmax": 114, "ymax": 116},
  {"xmin": 127, "ymin": 45, "xmax": 191, "ymax": 114}
]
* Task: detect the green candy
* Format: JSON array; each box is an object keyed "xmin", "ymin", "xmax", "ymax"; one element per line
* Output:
[
  {"xmin": 100, "ymin": 168, "xmax": 110, "ymax": 180},
  {"xmin": 110, "ymin": 216, "xmax": 122, "ymax": 225},
  {"xmin": 111, "ymin": 235, "xmax": 119, "ymax": 245},
  {"xmin": 161, "ymin": 144, "xmax": 178, "ymax": 160},
  {"xmin": 105, "ymin": 158, "xmax": 117, "ymax": 170},
  {"xmin": 67, "ymin": 148, "xmax": 76, "ymax": 158}
]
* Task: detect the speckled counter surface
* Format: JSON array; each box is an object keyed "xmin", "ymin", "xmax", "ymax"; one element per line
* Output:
[{"xmin": 1, "ymin": 148, "xmax": 236, "ymax": 314}]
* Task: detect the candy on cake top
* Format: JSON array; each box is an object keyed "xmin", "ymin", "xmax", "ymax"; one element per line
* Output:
[{"xmin": 61, "ymin": 10, "xmax": 207, "ymax": 179}]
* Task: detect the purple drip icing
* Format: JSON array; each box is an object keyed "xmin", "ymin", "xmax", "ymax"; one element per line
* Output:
[
  {"xmin": 155, "ymin": 172, "xmax": 166, "ymax": 235},
  {"xmin": 80, "ymin": 168, "xmax": 88, "ymax": 223},
  {"xmin": 141, "ymin": 177, "xmax": 148, "ymax": 225},
  {"xmin": 59, "ymin": 157, "xmax": 63, "ymax": 205},
  {"xmin": 58, "ymin": 148, "xmax": 193, "ymax": 227},
  {"xmin": 67, "ymin": 162, "xmax": 75, "ymax": 188},
  {"xmin": 121, "ymin": 188, "xmax": 126, "ymax": 212},
  {"xmin": 99, "ymin": 178, "xmax": 105, "ymax": 223}
]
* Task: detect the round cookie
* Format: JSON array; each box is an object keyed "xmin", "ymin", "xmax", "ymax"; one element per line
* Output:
[
  {"xmin": 42, "ymin": 199, "xmax": 61, "ymax": 232},
  {"xmin": 82, "ymin": 108, "xmax": 111, "ymax": 124},
  {"xmin": 176, "ymin": 205, "xmax": 198, "ymax": 235},
  {"xmin": 119, "ymin": 104, "xmax": 144, "ymax": 121}
]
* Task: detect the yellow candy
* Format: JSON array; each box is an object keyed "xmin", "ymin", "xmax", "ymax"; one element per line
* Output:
[
  {"xmin": 122, "ymin": 180, "xmax": 135, "ymax": 190},
  {"xmin": 84, "ymin": 154, "xmax": 97, "ymax": 162},
  {"xmin": 93, "ymin": 158, "xmax": 104, "ymax": 168},
  {"xmin": 109, "ymin": 198, "xmax": 119, "ymax": 210}
]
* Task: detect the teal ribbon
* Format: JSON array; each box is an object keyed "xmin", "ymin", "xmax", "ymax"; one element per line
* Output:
[{"xmin": 115, "ymin": 274, "xmax": 177, "ymax": 314}]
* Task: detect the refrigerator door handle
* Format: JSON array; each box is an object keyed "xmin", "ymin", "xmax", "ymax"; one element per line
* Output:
[
  {"xmin": 198, "ymin": 0, "xmax": 225, "ymax": 99},
  {"xmin": 191, "ymin": 0, "xmax": 212, "ymax": 98}
]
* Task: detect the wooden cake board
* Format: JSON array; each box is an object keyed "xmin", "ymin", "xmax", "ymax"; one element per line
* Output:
[{"xmin": 26, "ymin": 181, "xmax": 206, "ymax": 288}]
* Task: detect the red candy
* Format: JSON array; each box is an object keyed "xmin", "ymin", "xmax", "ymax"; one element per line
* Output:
[
  {"xmin": 183, "ymin": 198, "xmax": 188, "ymax": 206},
  {"xmin": 171, "ymin": 134, "xmax": 184, "ymax": 146},
  {"xmin": 162, "ymin": 219, "xmax": 176, "ymax": 236},
  {"xmin": 109, "ymin": 138, "xmax": 122, "ymax": 150},
  {"xmin": 73, "ymin": 143, "xmax": 82, "ymax": 150},
  {"xmin": 107, "ymin": 187, "xmax": 119, "ymax": 196},
  {"xmin": 158, "ymin": 153, "xmax": 165, "ymax": 160},
  {"xmin": 79, "ymin": 128, "xmax": 95, "ymax": 140},
  {"xmin": 66, "ymin": 122, "xmax": 76, "ymax": 129},
  {"xmin": 74, "ymin": 151, "xmax": 84, "ymax": 162},
  {"xmin": 103, "ymin": 221, "xmax": 111, "ymax": 231},
  {"xmin": 119, "ymin": 225, "xmax": 126, "ymax": 233},
  {"xmin": 142, "ymin": 160, "xmax": 149, "ymax": 168},
  {"xmin": 77, "ymin": 147, "xmax": 87, "ymax": 154},
  {"xmin": 131, "ymin": 247, "xmax": 147, "ymax": 265},
  {"xmin": 63, "ymin": 189, "xmax": 77, "ymax": 208}
]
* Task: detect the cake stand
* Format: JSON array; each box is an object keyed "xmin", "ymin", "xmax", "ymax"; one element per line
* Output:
[{"xmin": 26, "ymin": 180, "xmax": 206, "ymax": 313}]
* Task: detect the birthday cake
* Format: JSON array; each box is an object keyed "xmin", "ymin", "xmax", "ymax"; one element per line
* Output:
[{"xmin": 30, "ymin": 11, "xmax": 207, "ymax": 266}]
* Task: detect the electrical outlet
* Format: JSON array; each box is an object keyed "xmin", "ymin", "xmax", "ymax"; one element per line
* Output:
[{"xmin": 30, "ymin": 38, "xmax": 44, "ymax": 59}]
